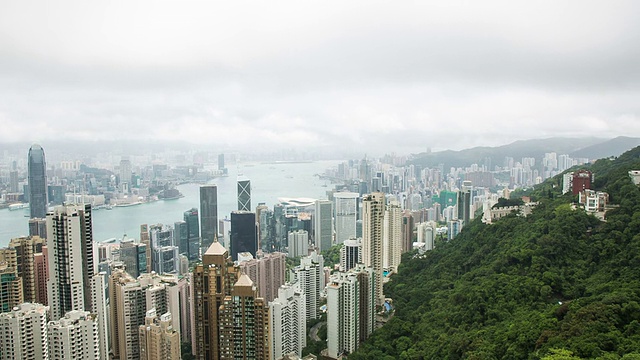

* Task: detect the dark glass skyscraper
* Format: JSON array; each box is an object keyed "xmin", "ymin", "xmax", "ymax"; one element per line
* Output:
[
  {"xmin": 28, "ymin": 144, "xmax": 48, "ymax": 219},
  {"xmin": 237, "ymin": 178, "xmax": 251, "ymax": 212},
  {"xmin": 184, "ymin": 207, "xmax": 201, "ymax": 260},
  {"xmin": 230, "ymin": 211, "xmax": 257, "ymax": 261},
  {"xmin": 200, "ymin": 185, "xmax": 218, "ymax": 252}
]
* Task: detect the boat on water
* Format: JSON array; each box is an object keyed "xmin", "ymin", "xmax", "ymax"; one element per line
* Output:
[
  {"xmin": 8, "ymin": 203, "xmax": 29, "ymax": 211},
  {"xmin": 115, "ymin": 201, "xmax": 142, "ymax": 207}
]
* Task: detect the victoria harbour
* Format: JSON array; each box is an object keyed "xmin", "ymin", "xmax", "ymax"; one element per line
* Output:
[{"xmin": 0, "ymin": 160, "xmax": 340, "ymax": 246}]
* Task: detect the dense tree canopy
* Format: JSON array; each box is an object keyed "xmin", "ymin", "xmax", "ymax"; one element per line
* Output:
[{"xmin": 350, "ymin": 147, "xmax": 640, "ymax": 359}]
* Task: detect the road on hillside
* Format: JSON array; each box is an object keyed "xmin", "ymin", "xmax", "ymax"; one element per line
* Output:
[{"xmin": 310, "ymin": 321, "xmax": 326, "ymax": 342}]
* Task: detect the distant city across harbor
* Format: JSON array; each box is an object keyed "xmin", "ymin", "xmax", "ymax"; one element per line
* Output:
[{"xmin": 0, "ymin": 160, "xmax": 341, "ymax": 246}]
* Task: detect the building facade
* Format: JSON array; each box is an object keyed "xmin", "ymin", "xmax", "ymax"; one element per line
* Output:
[
  {"xmin": 48, "ymin": 310, "xmax": 100, "ymax": 360},
  {"xmin": 200, "ymin": 185, "xmax": 218, "ymax": 253},
  {"xmin": 0, "ymin": 303, "xmax": 49, "ymax": 360},
  {"xmin": 218, "ymin": 274, "xmax": 269, "ymax": 360},
  {"xmin": 230, "ymin": 211, "xmax": 257, "ymax": 261},
  {"xmin": 361, "ymin": 192, "xmax": 385, "ymax": 306},
  {"xmin": 28, "ymin": 144, "xmax": 48, "ymax": 219},
  {"xmin": 269, "ymin": 284, "xmax": 306, "ymax": 360},
  {"xmin": 238, "ymin": 178, "xmax": 252, "ymax": 212},
  {"xmin": 139, "ymin": 309, "xmax": 181, "ymax": 360},
  {"xmin": 314, "ymin": 200, "xmax": 333, "ymax": 252},
  {"xmin": 333, "ymin": 192, "xmax": 358, "ymax": 245},
  {"xmin": 46, "ymin": 204, "xmax": 95, "ymax": 320}
]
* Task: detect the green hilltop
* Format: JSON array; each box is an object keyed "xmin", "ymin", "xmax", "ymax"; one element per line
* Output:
[{"xmin": 350, "ymin": 146, "xmax": 640, "ymax": 359}]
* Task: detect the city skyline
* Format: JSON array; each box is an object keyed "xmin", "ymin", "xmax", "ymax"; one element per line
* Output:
[{"xmin": 0, "ymin": 2, "xmax": 639, "ymax": 154}]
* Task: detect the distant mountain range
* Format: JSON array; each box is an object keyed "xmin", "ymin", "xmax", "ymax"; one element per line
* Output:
[{"xmin": 410, "ymin": 136, "xmax": 640, "ymax": 169}]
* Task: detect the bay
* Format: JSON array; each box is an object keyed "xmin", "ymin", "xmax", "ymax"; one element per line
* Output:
[{"xmin": 0, "ymin": 160, "xmax": 340, "ymax": 246}]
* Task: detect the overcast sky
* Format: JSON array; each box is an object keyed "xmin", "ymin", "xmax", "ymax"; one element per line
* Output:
[{"xmin": 1, "ymin": 1, "xmax": 639, "ymax": 154}]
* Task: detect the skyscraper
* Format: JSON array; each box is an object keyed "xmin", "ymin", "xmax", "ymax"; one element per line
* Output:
[
  {"xmin": 120, "ymin": 239, "xmax": 147, "ymax": 278},
  {"xmin": 0, "ymin": 263, "xmax": 23, "ymax": 313},
  {"xmin": 290, "ymin": 252, "xmax": 324, "ymax": 320},
  {"xmin": 383, "ymin": 200, "xmax": 402, "ymax": 273},
  {"xmin": 238, "ymin": 252, "xmax": 286, "ymax": 303},
  {"xmin": 28, "ymin": 144, "xmax": 48, "ymax": 219},
  {"xmin": 28, "ymin": 218, "xmax": 47, "ymax": 239},
  {"xmin": 401, "ymin": 210, "xmax": 415, "ymax": 253},
  {"xmin": 119, "ymin": 157, "xmax": 132, "ymax": 192},
  {"xmin": 326, "ymin": 264, "xmax": 375, "ymax": 359},
  {"xmin": 218, "ymin": 274, "xmax": 269, "ymax": 360},
  {"xmin": 237, "ymin": 178, "xmax": 251, "ymax": 212},
  {"xmin": 362, "ymin": 192, "xmax": 385, "ymax": 306},
  {"xmin": 110, "ymin": 269, "xmax": 147, "ymax": 360},
  {"xmin": 184, "ymin": 207, "xmax": 201, "ymax": 260},
  {"xmin": 47, "ymin": 204, "xmax": 95, "ymax": 320},
  {"xmin": 269, "ymin": 284, "xmax": 306, "ymax": 360},
  {"xmin": 140, "ymin": 224, "xmax": 152, "ymax": 273},
  {"xmin": 230, "ymin": 211, "xmax": 257, "ymax": 261},
  {"xmin": 139, "ymin": 309, "xmax": 181, "ymax": 360},
  {"xmin": 340, "ymin": 237, "xmax": 362, "ymax": 272},
  {"xmin": 6, "ymin": 236, "xmax": 45, "ymax": 304},
  {"xmin": 314, "ymin": 199, "xmax": 333, "ymax": 252},
  {"xmin": 200, "ymin": 185, "xmax": 218, "ymax": 252},
  {"xmin": 193, "ymin": 241, "xmax": 239, "ymax": 360},
  {"xmin": 287, "ymin": 230, "xmax": 308, "ymax": 258},
  {"xmin": 334, "ymin": 192, "xmax": 358, "ymax": 244},
  {"xmin": 457, "ymin": 180, "xmax": 472, "ymax": 227},
  {"xmin": 174, "ymin": 220, "xmax": 189, "ymax": 257}
]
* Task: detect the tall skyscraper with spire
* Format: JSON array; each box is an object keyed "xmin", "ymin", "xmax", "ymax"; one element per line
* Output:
[
  {"xmin": 219, "ymin": 273, "xmax": 269, "ymax": 360},
  {"xmin": 193, "ymin": 241, "xmax": 239, "ymax": 360},
  {"xmin": 28, "ymin": 144, "xmax": 48, "ymax": 219},
  {"xmin": 237, "ymin": 178, "xmax": 251, "ymax": 212}
]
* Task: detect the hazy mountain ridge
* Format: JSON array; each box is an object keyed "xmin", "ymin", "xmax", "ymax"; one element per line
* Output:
[{"xmin": 410, "ymin": 136, "xmax": 640, "ymax": 169}]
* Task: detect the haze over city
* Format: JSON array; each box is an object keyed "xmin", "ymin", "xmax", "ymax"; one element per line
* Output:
[
  {"xmin": 1, "ymin": 1, "xmax": 639, "ymax": 155},
  {"xmin": 2, "ymin": 2, "xmax": 640, "ymax": 359}
]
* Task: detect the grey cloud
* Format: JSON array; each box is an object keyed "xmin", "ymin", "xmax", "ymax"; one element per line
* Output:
[{"xmin": 0, "ymin": 1, "xmax": 639, "ymax": 155}]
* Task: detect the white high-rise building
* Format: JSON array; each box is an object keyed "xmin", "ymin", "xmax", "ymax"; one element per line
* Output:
[
  {"xmin": 288, "ymin": 230, "xmax": 309, "ymax": 258},
  {"xmin": 48, "ymin": 310, "xmax": 100, "ymax": 360},
  {"xmin": 383, "ymin": 200, "xmax": 402, "ymax": 273},
  {"xmin": 269, "ymin": 284, "xmax": 306, "ymax": 360},
  {"xmin": 333, "ymin": 192, "xmax": 358, "ymax": 244},
  {"xmin": 47, "ymin": 204, "xmax": 96, "ymax": 320},
  {"xmin": 326, "ymin": 264, "xmax": 375, "ymax": 359},
  {"xmin": 340, "ymin": 237, "xmax": 362, "ymax": 272},
  {"xmin": 314, "ymin": 200, "xmax": 333, "ymax": 251},
  {"xmin": 90, "ymin": 272, "xmax": 109, "ymax": 359},
  {"xmin": 362, "ymin": 192, "xmax": 385, "ymax": 306},
  {"xmin": 417, "ymin": 221, "xmax": 437, "ymax": 251},
  {"xmin": 290, "ymin": 252, "xmax": 324, "ymax": 320},
  {"xmin": 0, "ymin": 303, "xmax": 49, "ymax": 360}
]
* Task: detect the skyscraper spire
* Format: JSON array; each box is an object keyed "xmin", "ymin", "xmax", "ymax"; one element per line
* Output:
[{"xmin": 28, "ymin": 144, "xmax": 48, "ymax": 219}]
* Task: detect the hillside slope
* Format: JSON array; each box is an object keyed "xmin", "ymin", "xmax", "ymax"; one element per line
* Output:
[{"xmin": 351, "ymin": 147, "xmax": 640, "ymax": 359}]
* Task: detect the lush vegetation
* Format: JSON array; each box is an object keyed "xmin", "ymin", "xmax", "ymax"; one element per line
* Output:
[
  {"xmin": 321, "ymin": 243, "xmax": 343, "ymax": 270},
  {"xmin": 350, "ymin": 146, "xmax": 640, "ymax": 359}
]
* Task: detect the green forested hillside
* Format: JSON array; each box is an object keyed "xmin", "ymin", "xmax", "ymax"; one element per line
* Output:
[{"xmin": 350, "ymin": 147, "xmax": 640, "ymax": 359}]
